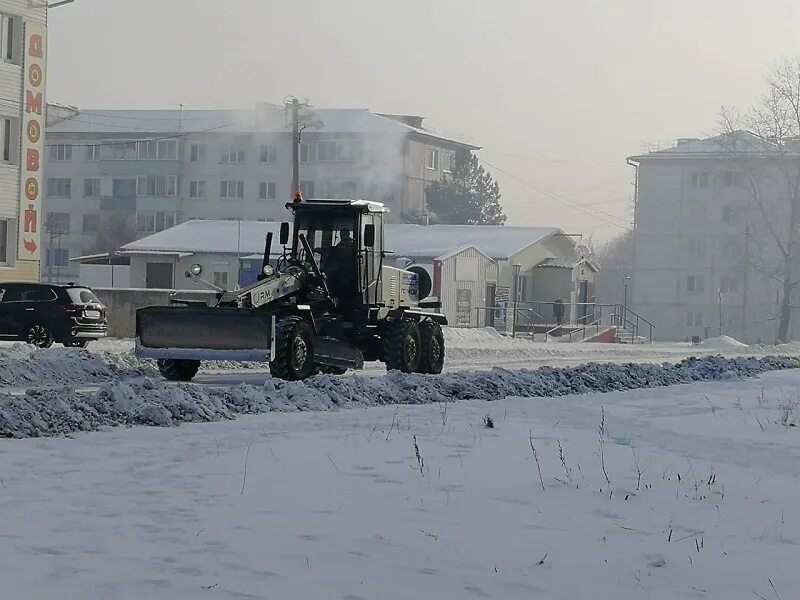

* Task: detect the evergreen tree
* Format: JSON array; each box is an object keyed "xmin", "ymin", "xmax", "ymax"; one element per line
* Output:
[{"xmin": 425, "ymin": 148, "xmax": 506, "ymax": 225}]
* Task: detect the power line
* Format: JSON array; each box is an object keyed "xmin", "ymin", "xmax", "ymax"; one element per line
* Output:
[
  {"xmin": 483, "ymin": 160, "xmax": 626, "ymax": 222},
  {"xmin": 480, "ymin": 159, "xmax": 630, "ymax": 229}
]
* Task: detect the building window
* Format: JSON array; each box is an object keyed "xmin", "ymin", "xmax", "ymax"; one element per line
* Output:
[
  {"xmin": 85, "ymin": 145, "xmax": 99, "ymax": 161},
  {"xmin": 319, "ymin": 180, "xmax": 358, "ymax": 199},
  {"xmin": 721, "ymin": 207, "xmax": 734, "ymax": 224},
  {"xmin": 213, "ymin": 270, "xmax": 228, "ymax": 288},
  {"xmin": 45, "ymin": 212, "xmax": 70, "ymax": 233},
  {"xmin": 688, "ymin": 239, "xmax": 707, "ymax": 258},
  {"xmin": 189, "ymin": 180, "xmax": 206, "ymax": 199},
  {"xmin": 0, "ymin": 117, "xmax": 12, "ymax": 163},
  {"xmin": 45, "ymin": 249, "xmax": 69, "ymax": 267},
  {"xmin": 137, "ymin": 175, "xmax": 177, "ymax": 197},
  {"xmin": 0, "ymin": 218, "xmax": 7, "ymax": 263},
  {"xmin": 690, "ymin": 171, "xmax": 709, "ymax": 189},
  {"xmin": 686, "ymin": 275, "xmax": 705, "ymax": 293},
  {"xmin": 720, "ymin": 275, "xmax": 739, "ymax": 294},
  {"xmin": 83, "ymin": 178, "xmax": 101, "ymax": 198},
  {"xmin": 260, "ymin": 144, "xmax": 277, "ymax": 163},
  {"xmin": 442, "ymin": 152, "xmax": 455, "ymax": 173},
  {"xmin": 300, "ymin": 143, "xmax": 317, "ymax": 163},
  {"xmin": 258, "ymin": 181, "xmax": 277, "ymax": 200},
  {"xmin": 1, "ymin": 15, "xmax": 15, "ymax": 63},
  {"xmin": 46, "ymin": 178, "xmax": 72, "ymax": 198},
  {"xmin": 300, "ymin": 141, "xmax": 356, "ymax": 163},
  {"xmin": 138, "ymin": 139, "xmax": 178, "ymax": 160},
  {"xmin": 721, "ymin": 238, "xmax": 738, "ymax": 258},
  {"xmin": 299, "ymin": 180, "xmax": 315, "ymax": 199},
  {"xmin": 49, "ymin": 144, "xmax": 73, "ymax": 162},
  {"xmin": 112, "ymin": 178, "xmax": 137, "ymax": 197},
  {"xmin": 426, "ymin": 148, "xmax": 439, "ymax": 170},
  {"xmin": 136, "ymin": 211, "xmax": 176, "ymax": 233},
  {"xmin": 190, "ymin": 143, "xmax": 206, "ymax": 163},
  {"xmin": 82, "ymin": 214, "xmax": 100, "ymax": 233},
  {"xmin": 111, "ymin": 142, "xmax": 137, "ymax": 160},
  {"xmin": 220, "ymin": 144, "xmax": 246, "ymax": 164},
  {"xmin": 220, "ymin": 180, "xmax": 245, "ymax": 199},
  {"xmin": 686, "ymin": 311, "xmax": 703, "ymax": 328},
  {"xmin": 723, "ymin": 171, "xmax": 742, "ymax": 188}
]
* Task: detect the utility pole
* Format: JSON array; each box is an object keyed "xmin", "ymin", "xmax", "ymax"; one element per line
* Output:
[
  {"xmin": 511, "ymin": 263, "xmax": 521, "ymax": 338},
  {"xmin": 741, "ymin": 222, "xmax": 750, "ymax": 342},
  {"xmin": 718, "ymin": 288, "xmax": 723, "ymax": 337},
  {"xmin": 289, "ymin": 97, "xmax": 300, "ymax": 197}
]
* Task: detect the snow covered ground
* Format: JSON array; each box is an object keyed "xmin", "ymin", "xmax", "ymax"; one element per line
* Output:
[{"xmin": 2, "ymin": 367, "xmax": 799, "ymax": 599}]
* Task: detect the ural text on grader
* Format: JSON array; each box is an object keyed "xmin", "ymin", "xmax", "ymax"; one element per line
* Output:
[{"xmin": 135, "ymin": 197, "xmax": 446, "ymax": 381}]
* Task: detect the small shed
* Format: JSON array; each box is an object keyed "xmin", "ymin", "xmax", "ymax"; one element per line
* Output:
[{"xmin": 433, "ymin": 245, "xmax": 497, "ymax": 328}]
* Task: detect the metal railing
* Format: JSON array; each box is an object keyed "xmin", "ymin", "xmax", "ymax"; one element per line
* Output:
[{"xmin": 472, "ymin": 302, "xmax": 655, "ymax": 343}]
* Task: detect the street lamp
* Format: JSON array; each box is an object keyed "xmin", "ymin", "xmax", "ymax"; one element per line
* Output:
[{"xmin": 622, "ymin": 276, "xmax": 631, "ymax": 313}]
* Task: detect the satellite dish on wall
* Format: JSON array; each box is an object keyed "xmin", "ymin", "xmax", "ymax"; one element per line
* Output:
[{"xmin": 407, "ymin": 265, "xmax": 432, "ymax": 300}]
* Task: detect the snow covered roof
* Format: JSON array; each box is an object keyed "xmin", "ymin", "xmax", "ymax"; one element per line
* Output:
[
  {"xmin": 434, "ymin": 244, "xmax": 494, "ymax": 263},
  {"xmin": 536, "ymin": 257, "xmax": 580, "ymax": 269},
  {"xmin": 46, "ymin": 107, "xmax": 479, "ymax": 149},
  {"xmin": 536, "ymin": 257, "xmax": 599, "ymax": 271},
  {"xmin": 121, "ymin": 220, "xmax": 562, "ymax": 261},
  {"xmin": 628, "ymin": 130, "xmax": 785, "ymax": 161}
]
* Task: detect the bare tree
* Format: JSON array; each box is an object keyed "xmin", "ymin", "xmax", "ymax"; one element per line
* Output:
[{"xmin": 719, "ymin": 56, "xmax": 800, "ymax": 342}]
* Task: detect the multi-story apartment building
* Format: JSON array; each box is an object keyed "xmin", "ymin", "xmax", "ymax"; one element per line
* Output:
[
  {"xmin": 0, "ymin": 2, "xmax": 47, "ymax": 283},
  {"xmin": 43, "ymin": 105, "xmax": 477, "ymax": 282},
  {"xmin": 628, "ymin": 135, "xmax": 791, "ymax": 343}
]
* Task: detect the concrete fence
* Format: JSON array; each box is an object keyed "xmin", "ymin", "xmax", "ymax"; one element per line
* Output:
[{"xmin": 92, "ymin": 288, "xmax": 219, "ymax": 338}]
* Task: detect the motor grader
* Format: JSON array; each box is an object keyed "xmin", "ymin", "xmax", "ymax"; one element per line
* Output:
[{"xmin": 135, "ymin": 197, "xmax": 446, "ymax": 381}]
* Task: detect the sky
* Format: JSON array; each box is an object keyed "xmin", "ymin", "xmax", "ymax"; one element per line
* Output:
[{"xmin": 47, "ymin": 0, "xmax": 800, "ymax": 241}]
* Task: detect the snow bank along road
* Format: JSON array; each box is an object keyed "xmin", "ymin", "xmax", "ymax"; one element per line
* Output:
[
  {"xmin": 1, "ymin": 327, "xmax": 799, "ymax": 393},
  {"xmin": 2, "ymin": 366, "xmax": 800, "ymax": 598},
  {"xmin": 0, "ymin": 355, "xmax": 797, "ymax": 438}
]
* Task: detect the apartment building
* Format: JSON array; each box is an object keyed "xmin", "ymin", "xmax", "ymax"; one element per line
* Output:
[
  {"xmin": 628, "ymin": 135, "xmax": 790, "ymax": 343},
  {"xmin": 43, "ymin": 105, "xmax": 477, "ymax": 282},
  {"xmin": 0, "ymin": 2, "xmax": 46, "ymax": 283}
]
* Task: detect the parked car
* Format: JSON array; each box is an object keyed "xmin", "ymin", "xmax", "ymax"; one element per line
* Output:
[{"xmin": 0, "ymin": 283, "xmax": 107, "ymax": 348}]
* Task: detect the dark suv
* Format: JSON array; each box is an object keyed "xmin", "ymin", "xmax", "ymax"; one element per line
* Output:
[{"xmin": 0, "ymin": 283, "xmax": 107, "ymax": 348}]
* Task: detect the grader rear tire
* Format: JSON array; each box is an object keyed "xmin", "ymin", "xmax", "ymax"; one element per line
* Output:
[
  {"xmin": 383, "ymin": 319, "xmax": 422, "ymax": 373},
  {"xmin": 418, "ymin": 320, "xmax": 445, "ymax": 375}
]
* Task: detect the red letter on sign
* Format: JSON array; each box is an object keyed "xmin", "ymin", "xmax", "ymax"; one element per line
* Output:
[
  {"xmin": 27, "ymin": 148, "xmax": 39, "ymax": 171},
  {"xmin": 24, "ymin": 205, "xmax": 37, "ymax": 233},
  {"xmin": 28, "ymin": 34, "xmax": 43, "ymax": 59},
  {"xmin": 26, "ymin": 91, "xmax": 42, "ymax": 115}
]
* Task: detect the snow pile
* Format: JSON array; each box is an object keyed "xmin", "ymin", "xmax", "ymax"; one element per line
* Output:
[
  {"xmin": 0, "ymin": 355, "xmax": 796, "ymax": 438},
  {"xmin": 700, "ymin": 335, "xmax": 748, "ymax": 349},
  {"xmin": 0, "ymin": 344, "xmax": 156, "ymax": 388}
]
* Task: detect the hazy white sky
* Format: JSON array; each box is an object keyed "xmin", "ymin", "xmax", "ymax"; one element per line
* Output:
[{"xmin": 48, "ymin": 0, "xmax": 800, "ymax": 240}]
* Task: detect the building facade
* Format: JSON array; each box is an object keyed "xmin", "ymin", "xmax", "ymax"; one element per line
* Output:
[
  {"xmin": 42, "ymin": 105, "xmax": 476, "ymax": 283},
  {"xmin": 0, "ymin": 2, "xmax": 47, "ymax": 284},
  {"xmin": 628, "ymin": 135, "xmax": 790, "ymax": 343}
]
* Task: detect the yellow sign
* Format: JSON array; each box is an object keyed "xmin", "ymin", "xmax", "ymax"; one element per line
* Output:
[{"xmin": 18, "ymin": 21, "xmax": 46, "ymax": 261}]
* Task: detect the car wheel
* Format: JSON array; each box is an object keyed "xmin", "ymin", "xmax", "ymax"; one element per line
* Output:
[
  {"xmin": 64, "ymin": 340, "xmax": 89, "ymax": 349},
  {"xmin": 26, "ymin": 324, "xmax": 54, "ymax": 349}
]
